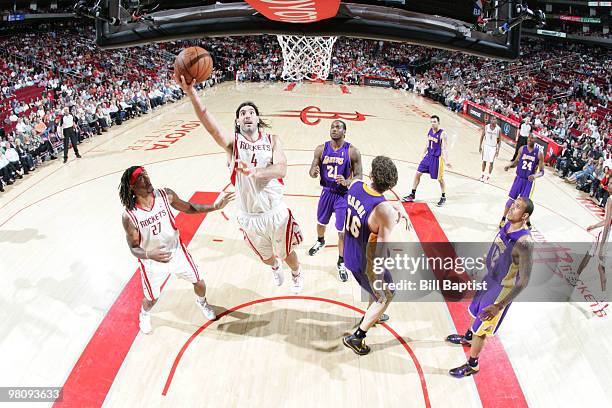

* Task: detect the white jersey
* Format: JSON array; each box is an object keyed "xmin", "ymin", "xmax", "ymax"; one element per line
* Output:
[
  {"xmin": 484, "ymin": 124, "xmax": 501, "ymax": 147},
  {"xmin": 124, "ymin": 189, "xmax": 179, "ymax": 254},
  {"xmin": 231, "ymin": 131, "xmax": 284, "ymax": 214}
]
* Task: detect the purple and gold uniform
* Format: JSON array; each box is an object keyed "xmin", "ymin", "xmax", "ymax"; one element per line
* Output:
[
  {"xmin": 317, "ymin": 141, "xmax": 351, "ymax": 231},
  {"xmin": 469, "ymin": 222, "xmax": 531, "ymax": 336},
  {"xmin": 507, "ymin": 145, "xmax": 539, "ymax": 205},
  {"xmin": 344, "ymin": 180, "xmax": 393, "ymax": 298},
  {"xmin": 417, "ymin": 128, "xmax": 444, "ymax": 180}
]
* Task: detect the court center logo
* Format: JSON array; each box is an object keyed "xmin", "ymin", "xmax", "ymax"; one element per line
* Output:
[{"xmin": 267, "ymin": 105, "xmax": 374, "ymax": 126}]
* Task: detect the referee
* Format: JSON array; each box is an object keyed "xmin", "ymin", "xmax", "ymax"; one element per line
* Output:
[
  {"xmin": 61, "ymin": 107, "xmax": 81, "ymax": 163},
  {"xmin": 511, "ymin": 117, "xmax": 531, "ymax": 162}
]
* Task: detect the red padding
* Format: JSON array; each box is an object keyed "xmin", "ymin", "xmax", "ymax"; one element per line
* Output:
[{"xmin": 245, "ymin": 0, "xmax": 340, "ymax": 23}]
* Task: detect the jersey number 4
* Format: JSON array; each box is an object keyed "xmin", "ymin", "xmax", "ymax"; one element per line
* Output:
[{"xmin": 250, "ymin": 154, "xmax": 258, "ymax": 167}]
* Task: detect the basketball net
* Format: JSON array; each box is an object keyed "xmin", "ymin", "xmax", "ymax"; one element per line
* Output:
[{"xmin": 276, "ymin": 35, "xmax": 337, "ymax": 82}]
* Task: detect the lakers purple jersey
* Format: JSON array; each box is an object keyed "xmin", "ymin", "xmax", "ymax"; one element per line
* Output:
[
  {"xmin": 486, "ymin": 222, "xmax": 531, "ymax": 286},
  {"xmin": 427, "ymin": 128, "xmax": 443, "ymax": 157},
  {"xmin": 516, "ymin": 145, "xmax": 539, "ymax": 179},
  {"xmin": 319, "ymin": 141, "xmax": 351, "ymax": 193},
  {"xmin": 344, "ymin": 180, "xmax": 386, "ymax": 275}
]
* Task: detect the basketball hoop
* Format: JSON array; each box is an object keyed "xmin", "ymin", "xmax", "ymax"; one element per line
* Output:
[{"xmin": 276, "ymin": 35, "xmax": 337, "ymax": 82}]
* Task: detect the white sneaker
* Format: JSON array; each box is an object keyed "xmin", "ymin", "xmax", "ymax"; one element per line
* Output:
[
  {"xmin": 195, "ymin": 299, "xmax": 217, "ymax": 321},
  {"xmin": 290, "ymin": 269, "xmax": 304, "ymax": 294},
  {"xmin": 479, "ymin": 174, "xmax": 485, "ymax": 182},
  {"xmin": 139, "ymin": 311, "xmax": 152, "ymax": 335},
  {"xmin": 484, "ymin": 175, "xmax": 490, "ymax": 184},
  {"xmin": 272, "ymin": 262, "xmax": 284, "ymax": 287}
]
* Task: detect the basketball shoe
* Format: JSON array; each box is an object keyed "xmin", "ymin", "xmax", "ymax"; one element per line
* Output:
[
  {"xmin": 337, "ymin": 260, "xmax": 348, "ymax": 282},
  {"xmin": 343, "ymin": 334, "xmax": 371, "ymax": 355},
  {"xmin": 401, "ymin": 193, "xmax": 415, "ymax": 203},
  {"xmin": 308, "ymin": 239, "xmax": 325, "ymax": 256},
  {"xmin": 449, "ymin": 362, "xmax": 479, "ymax": 378},
  {"xmin": 291, "ymin": 268, "xmax": 304, "ymax": 294},
  {"xmin": 195, "ymin": 298, "xmax": 217, "ymax": 321},
  {"xmin": 271, "ymin": 260, "xmax": 284, "ymax": 286}
]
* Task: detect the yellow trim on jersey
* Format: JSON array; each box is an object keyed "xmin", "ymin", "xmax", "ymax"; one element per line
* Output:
[
  {"xmin": 529, "ymin": 179, "xmax": 536, "ymax": 199},
  {"xmin": 437, "ymin": 157, "xmax": 445, "ymax": 180},
  {"xmin": 472, "ymin": 262, "xmax": 518, "ymax": 337},
  {"xmin": 363, "ymin": 183, "xmax": 383, "ymax": 197}
]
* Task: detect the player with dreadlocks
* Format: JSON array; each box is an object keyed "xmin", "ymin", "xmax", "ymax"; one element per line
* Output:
[{"xmin": 119, "ymin": 165, "xmax": 234, "ymax": 335}]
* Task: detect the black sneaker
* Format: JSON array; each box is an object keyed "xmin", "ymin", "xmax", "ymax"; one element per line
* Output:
[
  {"xmin": 337, "ymin": 261, "xmax": 348, "ymax": 282},
  {"xmin": 401, "ymin": 193, "xmax": 415, "ymax": 203},
  {"xmin": 308, "ymin": 240, "xmax": 325, "ymax": 256},
  {"xmin": 445, "ymin": 333, "xmax": 471, "ymax": 347},
  {"xmin": 63, "ymin": 158, "xmax": 68, "ymax": 163},
  {"xmin": 342, "ymin": 334, "xmax": 371, "ymax": 355},
  {"xmin": 449, "ymin": 363, "xmax": 479, "ymax": 378},
  {"xmin": 437, "ymin": 196, "xmax": 446, "ymax": 207}
]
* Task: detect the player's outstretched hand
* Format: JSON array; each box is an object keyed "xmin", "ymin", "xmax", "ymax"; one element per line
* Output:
[
  {"xmin": 176, "ymin": 74, "xmax": 196, "ymax": 95},
  {"xmin": 504, "ymin": 165, "xmax": 510, "ymax": 172},
  {"xmin": 149, "ymin": 246, "xmax": 172, "ymax": 263},
  {"xmin": 335, "ymin": 175, "xmax": 347, "ymax": 186},
  {"xmin": 214, "ymin": 192, "xmax": 236, "ymax": 210},
  {"xmin": 312, "ymin": 166, "xmax": 320, "ymax": 178},
  {"xmin": 528, "ymin": 175, "xmax": 535, "ymax": 181}
]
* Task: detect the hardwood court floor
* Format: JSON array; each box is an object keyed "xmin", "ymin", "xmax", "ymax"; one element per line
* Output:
[{"xmin": 1, "ymin": 81, "xmax": 609, "ymax": 407}]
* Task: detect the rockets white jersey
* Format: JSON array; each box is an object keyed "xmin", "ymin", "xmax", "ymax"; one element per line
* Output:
[
  {"xmin": 124, "ymin": 189, "xmax": 179, "ymax": 254},
  {"xmin": 231, "ymin": 131, "xmax": 284, "ymax": 214},
  {"xmin": 484, "ymin": 124, "xmax": 501, "ymax": 147}
]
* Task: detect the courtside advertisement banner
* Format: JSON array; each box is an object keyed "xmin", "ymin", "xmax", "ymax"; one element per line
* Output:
[
  {"xmin": 244, "ymin": 0, "xmax": 340, "ymax": 23},
  {"xmin": 363, "ymin": 76, "xmax": 395, "ymax": 88}
]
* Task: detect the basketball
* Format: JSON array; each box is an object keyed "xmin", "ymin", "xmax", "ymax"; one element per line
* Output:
[{"xmin": 173, "ymin": 46, "xmax": 213, "ymax": 84}]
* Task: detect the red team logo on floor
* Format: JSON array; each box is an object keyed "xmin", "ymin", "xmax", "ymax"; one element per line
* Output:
[{"xmin": 268, "ymin": 106, "xmax": 374, "ymax": 126}]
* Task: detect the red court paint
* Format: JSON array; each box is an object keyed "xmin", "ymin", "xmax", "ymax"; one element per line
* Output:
[
  {"xmin": 213, "ymin": 239, "xmax": 224, "ymax": 242},
  {"xmin": 340, "ymin": 85, "xmax": 351, "ymax": 94},
  {"xmin": 162, "ymin": 295, "xmax": 430, "ymax": 408},
  {"xmin": 54, "ymin": 192, "xmax": 219, "ymax": 408},
  {"xmin": 405, "ymin": 202, "xmax": 528, "ymax": 408},
  {"xmin": 284, "ymin": 82, "xmax": 297, "ymax": 92}
]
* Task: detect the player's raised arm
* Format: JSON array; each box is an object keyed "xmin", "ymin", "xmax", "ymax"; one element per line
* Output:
[
  {"xmin": 164, "ymin": 188, "xmax": 234, "ymax": 214},
  {"xmin": 177, "ymin": 75, "xmax": 233, "ymax": 154},
  {"xmin": 121, "ymin": 213, "xmax": 171, "ymax": 263},
  {"xmin": 309, "ymin": 144, "xmax": 324, "ymax": 178}
]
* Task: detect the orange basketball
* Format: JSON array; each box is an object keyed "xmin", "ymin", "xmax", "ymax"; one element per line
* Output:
[{"xmin": 173, "ymin": 46, "xmax": 213, "ymax": 84}]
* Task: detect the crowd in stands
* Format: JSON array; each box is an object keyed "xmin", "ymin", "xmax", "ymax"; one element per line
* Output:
[{"xmin": 1, "ymin": 22, "xmax": 611, "ymax": 206}]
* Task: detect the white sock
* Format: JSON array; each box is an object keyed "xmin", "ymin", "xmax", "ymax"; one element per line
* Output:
[
  {"xmin": 271, "ymin": 258, "xmax": 280, "ymax": 271},
  {"xmin": 197, "ymin": 296, "xmax": 207, "ymax": 305}
]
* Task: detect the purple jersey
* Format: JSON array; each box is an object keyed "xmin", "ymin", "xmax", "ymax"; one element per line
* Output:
[
  {"xmin": 426, "ymin": 128, "xmax": 443, "ymax": 157},
  {"xmin": 485, "ymin": 222, "xmax": 531, "ymax": 286},
  {"xmin": 344, "ymin": 180, "xmax": 386, "ymax": 275},
  {"xmin": 319, "ymin": 141, "xmax": 351, "ymax": 193},
  {"xmin": 516, "ymin": 145, "xmax": 539, "ymax": 179},
  {"xmin": 468, "ymin": 222, "xmax": 531, "ymax": 336}
]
